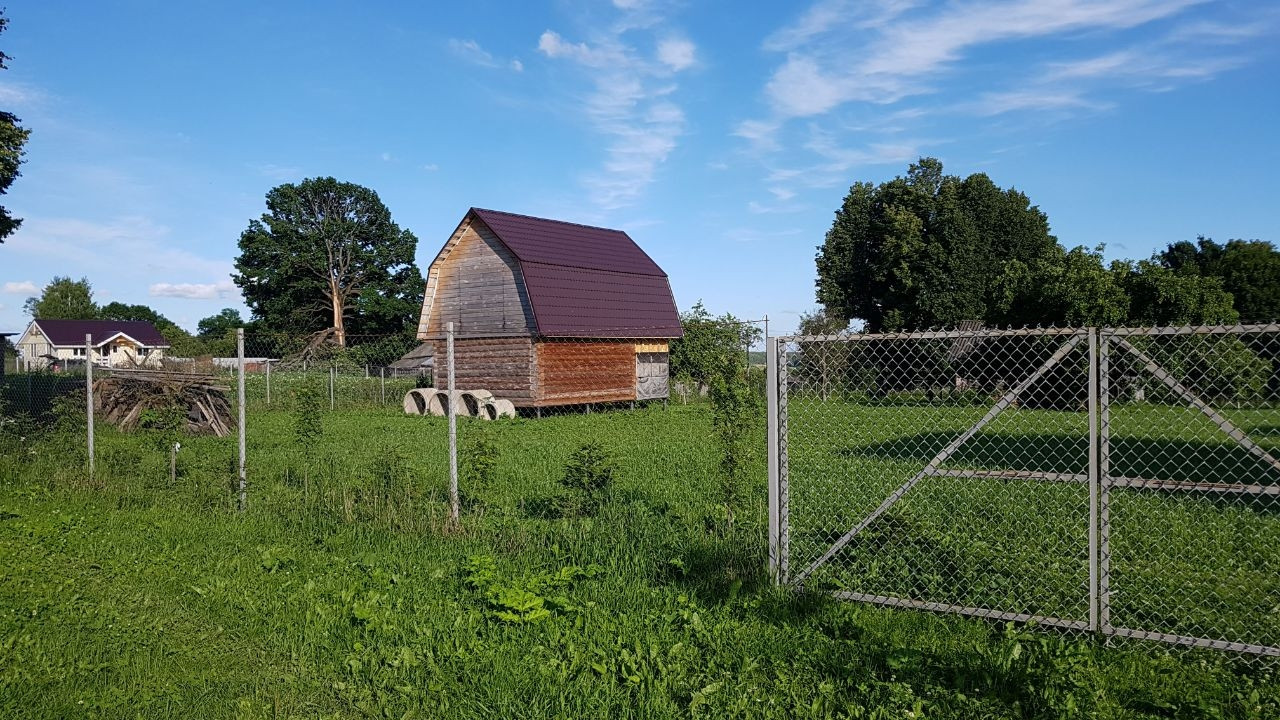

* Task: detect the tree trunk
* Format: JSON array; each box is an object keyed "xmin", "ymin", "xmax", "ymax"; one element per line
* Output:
[{"xmin": 330, "ymin": 281, "xmax": 346, "ymax": 346}]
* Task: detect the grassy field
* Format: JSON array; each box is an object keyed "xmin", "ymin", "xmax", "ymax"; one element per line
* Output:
[
  {"xmin": 786, "ymin": 398, "xmax": 1280, "ymax": 651},
  {"xmin": 1, "ymin": 398, "xmax": 1278, "ymax": 718}
]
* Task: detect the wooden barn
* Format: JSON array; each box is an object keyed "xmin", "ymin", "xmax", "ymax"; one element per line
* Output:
[{"xmin": 413, "ymin": 208, "xmax": 682, "ymax": 409}]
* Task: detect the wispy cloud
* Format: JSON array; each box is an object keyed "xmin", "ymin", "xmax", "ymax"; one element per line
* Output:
[
  {"xmin": 657, "ymin": 37, "xmax": 696, "ymax": 71},
  {"xmin": 6, "ymin": 215, "xmax": 237, "ymax": 305},
  {"xmin": 449, "ymin": 38, "xmax": 498, "ymax": 67},
  {"xmin": 255, "ymin": 163, "xmax": 300, "ymax": 181},
  {"xmin": 149, "ymin": 280, "xmax": 237, "ymax": 300},
  {"xmin": 738, "ymin": 0, "xmax": 1267, "ymax": 196},
  {"xmin": 2, "ymin": 281, "xmax": 37, "ymax": 294},
  {"xmin": 1043, "ymin": 48, "xmax": 1245, "ymax": 84},
  {"xmin": 0, "ymin": 80, "xmax": 49, "ymax": 110},
  {"xmin": 538, "ymin": 7, "xmax": 698, "ymax": 210},
  {"xmin": 967, "ymin": 89, "xmax": 1110, "ymax": 116},
  {"xmin": 757, "ymin": 0, "xmax": 1209, "ymax": 122}
]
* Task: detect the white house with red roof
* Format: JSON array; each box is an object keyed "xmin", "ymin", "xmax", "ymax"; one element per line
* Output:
[{"xmin": 14, "ymin": 319, "xmax": 171, "ymax": 370}]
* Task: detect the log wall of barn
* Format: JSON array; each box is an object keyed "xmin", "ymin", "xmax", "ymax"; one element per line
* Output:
[
  {"xmin": 534, "ymin": 340, "xmax": 636, "ymax": 406},
  {"xmin": 431, "ymin": 337, "xmax": 535, "ymax": 404},
  {"xmin": 420, "ymin": 219, "xmax": 537, "ymax": 339}
]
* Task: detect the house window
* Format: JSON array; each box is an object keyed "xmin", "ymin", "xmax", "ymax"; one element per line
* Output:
[
  {"xmin": 73, "ymin": 348, "xmax": 84, "ymax": 356},
  {"xmin": 138, "ymin": 348, "xmax": 150, "ymax": 357}
]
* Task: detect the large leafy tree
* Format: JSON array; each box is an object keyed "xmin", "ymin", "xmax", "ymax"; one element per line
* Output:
[
  {"xmin": 1160, "ymin": 237, "xmax": 1280, "ymax": 323},
  {"xmin": 669, "ymin": 301, "xmax": 760, "ymax": 388},
  {"xmin": 816, "ymin": 158, "xmax": 1059, "ymax": 332},
  {"xmin": 0, "ymin": 10, "xmax": 29, "ymax": 244},
  {"xmin": 991, "ymin": 245, "xmax": 1131, "ymax": 327},
  {"xmin": 197, "ymin": 308, "xmax": 244, "ymax": 338},
  {"xmin": 1113, "ymin": 259, "xmax": 1238, "ymax": 326},
  {"xmin": 23, "ymin": 276, "xmax": 98, "ymax": 319},
  {"xmin": 232, "ymin": 177, "xmax": 424, "ymax": 345},
  {"xmin": 99, "ymin": 301, "xmax": 208, "ymax": 356}
]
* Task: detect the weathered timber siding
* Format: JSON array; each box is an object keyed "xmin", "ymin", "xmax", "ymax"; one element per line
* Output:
[
  {"xmin": 421, "ymin": 220, "xmax": 536, "ymax": 338},
  {"xmin": 432, "ymin": 337, "xmax": 535, "ymax": 403},
  {"xmin": 535, "ymin": 340, "xmax": 636, "ymax": 405}
]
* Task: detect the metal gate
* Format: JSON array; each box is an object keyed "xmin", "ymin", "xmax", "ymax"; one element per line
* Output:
[{"xmin": 767, "ymin": 324, "xmax": 1280, "ymax": 658}]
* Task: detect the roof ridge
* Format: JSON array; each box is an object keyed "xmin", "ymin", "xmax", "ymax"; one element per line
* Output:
[{"xmin": 471, "ymin": 207, "xmax": 626, "ymax": 235}]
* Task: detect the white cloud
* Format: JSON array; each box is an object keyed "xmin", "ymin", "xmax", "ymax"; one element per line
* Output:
[
  {"xmin": 2, "ymin": 281, "xmax": 37, "ymax": 294},
  {"xmin": 448, "ymin": 38, "xmax": 525, "ymax": 73},
  {"xmin": 449, "ymin": 38, "xmax": 498, "ymax": 67},
  {"xmin": 6, "ymin": 216, "xmax": 238, "ymax": 306},
  {"xmin": 380, "ymin": 152, "xmax": 395, "ymax": 162},
  {"xmin": 149, "ymin": 280, "xmax": 237, "ymax": 300},
  {"xmin": 1044, "ymin": 48, "xmax": 1244, "ymax": 83},
  {"xmin": 657, "ymin": 37, "xmax": 696, "ymax": 71},
  {"xmin": 735, "ymin": 0, "xmax": 1264, "ymax": 193},
  {"xmin": 968, "ymin": 89, "xmax": 1110, "ymax": 116},
  {"xmin": 755, "ymin": 0, "xmax": 1217, "ymax": 120},
  {"xmin": 255, "ymin": 163, "xmax": 300, "ymax": 181},
  {"xmin": 538, "ymin": 13, "xmax": 694, "ymax": 210},
  {"xmin": 538, "ymin": 31, "xmax": 616, "ymax": 67},
  {"xmin": 733, "ymin": 119, "xmax": 782, "ymax": 151},
  {"xmin": 0, "ymin": 80, "xmax": 48, "ymax": 110},
  {"xmin": 422, "ymin": 163, "xmax": 439, "ymax": 172}
]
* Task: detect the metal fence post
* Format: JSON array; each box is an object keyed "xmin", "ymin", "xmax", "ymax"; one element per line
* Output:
[
  {"xmin": 767, "ymin": 335, "xmax": 780, "ymax": 582},
  {"xmin": 778, "ymin": 338, "xmax": 790, "ymax": 583},
  {"xmin": 1098, "ymin": 331, "xmax": 1112, "ymax": 637},
  {"xmin": 85, "ymin": 334, "xmax": 94, "ymax": 483},
  {"xmin": 380, "ymin": 367, "xmax": 386, "ymax": 406},
  {"xmin": 447, "ymin": 322, "xmax": 459, "ymax": 522},
  {"xmin": 1087, "ymin": 328, "xmax": 1099, "ymax": 633},
  {"xmin": 265, "ymin": 357, "xmax": 272, "ymax": 407},
  {"xmin": 237, "ymin": 328, "xmax": 247, "ymax": 512}
]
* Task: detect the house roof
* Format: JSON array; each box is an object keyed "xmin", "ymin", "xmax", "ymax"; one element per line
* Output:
[
  {"xmin": 26, "ymin": 319, "xmax": 171, "ymax": 348},
  {"xmin": 466, "ymin": 208, "xmax": 682, "ymax": 338},
  {"xmin": 389, "ymin": 342, "xmax": 434, "ymax": 370}
]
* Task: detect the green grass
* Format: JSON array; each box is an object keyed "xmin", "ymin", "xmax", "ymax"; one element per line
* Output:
[
  {"xmin": 787, "ymin": 398, "xmax": 1280, "ymax": 648},
  {"xmin": 1, "ymin": 400, "xmax": 1278, "ymax": 718}
]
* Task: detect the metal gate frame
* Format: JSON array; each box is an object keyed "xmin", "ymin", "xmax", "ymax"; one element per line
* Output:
[{"xmin": 767, "ymin": 324, "xmax": 1280, "ymax": 658}]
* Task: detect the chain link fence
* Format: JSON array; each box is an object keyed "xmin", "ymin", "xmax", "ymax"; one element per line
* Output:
[{"xmin": 768, "ymin": 324, "xmax": 1280, "ymax": 660}]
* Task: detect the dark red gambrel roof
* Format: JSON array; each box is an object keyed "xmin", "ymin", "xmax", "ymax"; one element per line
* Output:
[
  {"xmin": 29, "ymin": 319, "xmax": 171, "ymax": 347},
  {"xmin": 468, "ymin": 208, "xmax": 682, "ymax": 338}
]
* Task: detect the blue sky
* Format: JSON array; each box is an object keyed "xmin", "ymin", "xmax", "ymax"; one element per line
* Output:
[{"xmin": 0, "ymin": 0, "xmax": 1276, "ymax": 336}]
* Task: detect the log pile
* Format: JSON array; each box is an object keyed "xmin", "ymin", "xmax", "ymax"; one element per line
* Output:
[{"xmin": 93, "ymin": 368, "xmax": 233, "ymax": 437}]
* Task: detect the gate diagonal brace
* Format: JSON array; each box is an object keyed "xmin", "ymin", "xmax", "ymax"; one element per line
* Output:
[
  {"xmin": 1112, "ymin": 337, "xmax": 1280, "ymax": 477},
  {"xmin": 792, "ymin": 332, "xmax": 1088, "ymax": 586}
]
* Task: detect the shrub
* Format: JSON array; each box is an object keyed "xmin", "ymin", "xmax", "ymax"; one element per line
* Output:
[
  {"xmin": 558, "ymin": 442, "xmax": 616, "ymax": 516},
  {"xmin": 462, "ymin": 426, "xmax": 499, "ymax": 505}
]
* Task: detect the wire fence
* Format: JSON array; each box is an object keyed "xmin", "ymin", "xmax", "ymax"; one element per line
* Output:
[
  {"xmin": 7, "ymin": 319, "xmax": 1280, "ymax": 661},
  {"xmin": 0, "ymin": 323, "xmax": 761, "ymax": 521},
  {"xmin": 767, "ymin": 324, "xmax": 1280, "ymax": 661}
]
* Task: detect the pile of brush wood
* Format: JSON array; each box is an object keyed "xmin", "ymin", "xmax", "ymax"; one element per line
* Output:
[{"xmin": 93, "ymin": 368, "xmax": 233, "ymax": 436}]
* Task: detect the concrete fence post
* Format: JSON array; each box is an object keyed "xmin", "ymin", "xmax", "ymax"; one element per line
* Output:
[
  {"xmin": 85, "ymin": 334, "xmax": 94, "ymax": 483},
  {"xmin": 448, "ymin": 322, "xmax": 459, "ymax": 523},
  {"xmin": 237, "ymin": 328, "xmax": 247, "ymax": 512}
]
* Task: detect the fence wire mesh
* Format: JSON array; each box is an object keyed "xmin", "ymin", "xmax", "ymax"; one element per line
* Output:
[
  {"xmin": 1099, "ymin": 326, "xmax": 1280, "ymax": 657},
  {"xmin": 771, "ymin": 324, "xmax": 1280, "ymax": 661}
]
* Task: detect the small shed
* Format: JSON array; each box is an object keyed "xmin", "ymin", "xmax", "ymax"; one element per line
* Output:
[{"xmin": 414, "ymin": 208, "xmax": 682, "ymax": 408}]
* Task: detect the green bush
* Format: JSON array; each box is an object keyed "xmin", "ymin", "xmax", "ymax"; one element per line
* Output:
[{"xmin": 558, "ymin": 442, "xmax": 616, "ymax": 516}]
